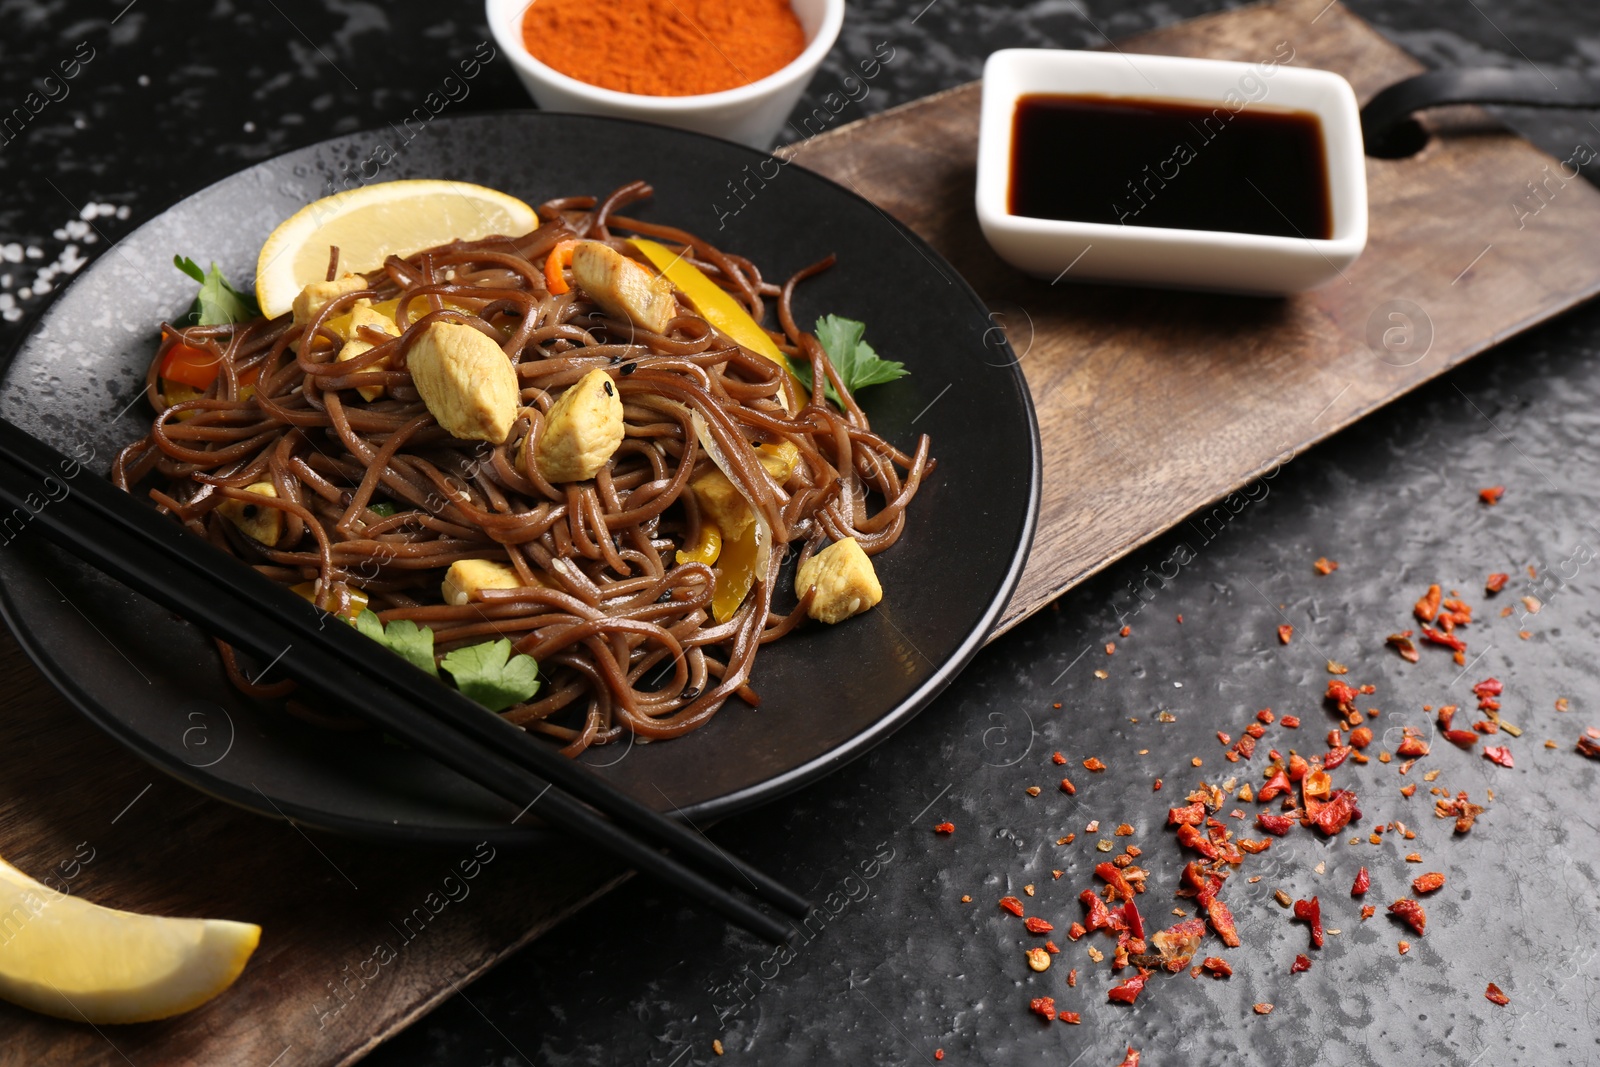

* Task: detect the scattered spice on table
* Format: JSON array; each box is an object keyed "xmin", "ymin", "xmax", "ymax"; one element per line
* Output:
[
  {"xmin": 934, "ymin": 821, "xmax": 955, "ymax": 834},
  {"xmin": 1485, "ymin": 983, "xmax": 1510, "ymax": 1006},
  {"xmin": 1479, "ymin": 485, "xmax": 1506, "ymax": 505}
]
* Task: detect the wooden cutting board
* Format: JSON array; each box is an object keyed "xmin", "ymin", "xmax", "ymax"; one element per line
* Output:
[
  {"xmin": 784, "ymin": 0, "xmax": 1600, "ymax": 635},
  {"xmin": 6, "ymin": 1, "xmax": 1600, "ymax": 1063}
]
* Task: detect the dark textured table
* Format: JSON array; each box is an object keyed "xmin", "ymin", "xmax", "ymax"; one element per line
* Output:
[{"xmin": 5, "ymin": 2, "xmax": 1600, "ymax": 1065}]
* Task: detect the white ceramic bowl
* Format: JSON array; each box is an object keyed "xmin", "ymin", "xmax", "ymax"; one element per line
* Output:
[
  {"xmin": 976, "ymin": 49, "xmax": 1368, "ymax": 295},
  {"xmin": 485, "ymin": 0, "xmax": 844, "ymax": 150}
]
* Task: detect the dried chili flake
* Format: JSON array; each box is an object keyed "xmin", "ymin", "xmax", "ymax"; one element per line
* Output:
[
  {"xmin": 1444, "ymin": 729, "xmax": 1480, "ymax": 749},
  {"xmin": 1479, "ymin": 485, "xmax": 1505, "ymax": 505},
  {"xmin": 1167, "ymin": 803, "xmax": 1206, "ymax": 826},
  {"xmin": 1313, "ymin": 789, "xmax": 1361, "ymax": 836},
  {"xmin": 1105, "ymin": 642, "xmax": 1116, "ymax": 655},
  {"xmin": 1281, "ymin": 715, "xmax": 1301, "ymax": 729},
  {"xmin": 1254, "ymin": 1003, "xmax": 1275, "ymax": 1015},
  {"xmin": 1257, "ymin": 709, "xmax": 1276, "ymax": 724},
  {"xmin": 1097, "ymin": 862, "xmax": 1137, "ymax": 903},
  {"xmin": 1473, "ymin": 720, "xmax": 1499, "ymax": 735},
  {"xmin": 1245, "ymin": 723, "xmax": 1267, "ymax": 740},
  {"xmin": 1414, "ymin": 585, "xmax": 1442, "ymax": 623},
  {"xmin": 1117, "ymin": 1048, "xmax": 1141, "ymax": 1067},
  {"xmin": 1066, "ymin": 967, "xmax": 1078, "ymax": 987},
  {"xmin": 1107, "ymin": 969, "xmax": 1152, "ymax": 1005},
  {"xmin": 1485, "ymin": 572, "xmax": 1509, "ymax": 594},
  {"xmin": 1238, "ymin": 838, "xmax": 1271, "ymax": 855},
  {"xmin": 1575, "ymin": 727, "xmax": 1600, "ymax": 758},
  {"xmin": 1029, "ymin": 996, "xmax": 1057, "ymax": 1021},
  {"xmin": 1207, "ymin": 897, "xmax": 1241, "ymax": 948},
  {"xmin": 1556, "ymin": 697, "xmax": 1571, "ymax": 712},
  {"xmin": 1059, "ymin": 778, "xmax": 1076, "ymax": 796},
  {"xmin": 1412, "ymin": 872, "xmax": 1445, "ymax": 894},
  {"xmin": 1216, "ymin": 731, "xmax": 1232, "ymax": 746},
  {"xmin": 1327, "ymin": 679, "xmax": 1359, "ymax": 710},
  {"xmin": 1123, "ymin": 900, "xmax": 1145, "ymax": 941},
  {"xmin": 1277, "ymin": 624, "xmax": 1294, "ymax": 645},
  {"xmin": 1258, "ymin": 770, "xmax": 1292, "ymax": 802},
  {"xmin": 1323, "ymin": 746, "xmax": 1352, "ymax": 771},
  {"xmin": 1057, "ymin": 1010, "xmax": 1081, "ymax": 1024},
  {"xmin": 1194, "ymin": 957, "xmax": 1229, "ymax": 979},
  {"xmin": 1181, "ymin": 862, "xmax": 1224, "ymax": 904},
  {"xmin": 1120, "ymin": 625, "xmax": 1131, "ymax": 637},
  {"xmin": 1397, "ymin": 730, "xmax": 1430, "ymax": 758},
  {"xmin": 1399, "ymin": 940, "xmax": 1412, "ymax": 955},
  {"xmin": 1291, "ymin": 953, "xmax": 1312, "ymax": 974},
  {"xmin": 934, "ymin": 1050, "xmax": 944, "ymax": 1061},
  {"xmin": 1314, "ymin": 557, "xmax": 1338, "ymax": 575},
  {"xmin": 1349, "ymin": 726, "xmax": 1373, "ymax": 749},
  {"xmin": 1485, "ymin": 983, "xmax": 1510, "ymax": 1006},
  {"xmin": 1401, "ymin": 783, "xmax": 1418, "ymax": 797},
  {"xmin": 1473, "ymin": 677, "xmax": 1503, "ymax": 700},
  {"xmin": 1045, "ymin": 940, "xmax": 1060, "ymax": 954},
  {"xmin": 1293, "ymin": 896, "xmax": 1324, "ymax": 948},
  {"xmin": 1176, "ymin": 823, "xmax": 1220, "ymax": 859},
  {"xmin": 1083, "ymin": 758, "xmax": 1107, "ymax": 772},
  {"xmin": 1421, "ymin": 626, "xmax": 1466, "ymax": 653},
  {"xmin": 1352, "ymin": 867, "xmax": 1370, "ymax": 896},
  {"xmin": 1114, "ymin": 823, "xmax": 1135, "ymax": 837},
  {"xmin": 1051, "ymin": 751, "xmax": 1067, "ymax": 765},
  {"xmin": 1024, "ymin": 916, "xmax": 1054, "ymax": 934},
  {"xmin": 1257, "ymin": 812, "xmax": 1295, "ymax": 836},
  {"xmin": 1389, "ymin": 898, "xmax": 1427, "ymax": 935},
  {"xmin": 1386, "ymin": 631, "xmax": 1421, "ymax": 663},
  {"xmin": 1483, "ymin": 745, "xmax": 1514, "ymax": 768},
  {"xmin": 934, "ymin": 821, "xmax": 955, "ymax": 834},
  {"xmin": 999, "ymin": 896, "xmax": 1025, "ymax": 917},
  {"xmin": 1080, "ymin": 890, "xmax": 1121, "ymax": 933},
  {"xmin": 1067, "ymin": 921, "xmax": 1086, "ymax": 941}
]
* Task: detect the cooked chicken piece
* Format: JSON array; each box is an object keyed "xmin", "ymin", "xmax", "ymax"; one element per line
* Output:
[
  {"xmin": 795, "ymin": 537, "xmax": 882, "ymax": 624},
  {"xmin": 535, "ymin": 368, "xmax": 625, "ymax": 483},
  {"xmin": 442, "ymin": 559, "xmax": 528, "ymax": 606},
  {"xmin": 292, "ymin": 273, "xmax": 368, "ymax": 329},
  {"xmin": 336, "ymin": 299, "xmax": 399, "ymax": 401},
  {"xmin": 406, "ymin": 322, "xmax": 519, "ymax": 444},
  {"xmin": 688, "ymin": 440, "xmax": 801, "ymax": 541},
  {"xmin": 570, "ymin": 240, "xmax": 677, "ymax": 334},
  {"xmin": 216, "ymin": 482, "xmax": 283, "ymax": 547}
]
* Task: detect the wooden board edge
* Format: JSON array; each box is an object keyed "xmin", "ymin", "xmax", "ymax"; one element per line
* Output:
[
  {"xmin": 334, "ymin": 870, "xmax": 634, "ymax": 1067},
  {"xmin": 987, "ymin": 272, "xmax": 1600, "ymax": 639}
]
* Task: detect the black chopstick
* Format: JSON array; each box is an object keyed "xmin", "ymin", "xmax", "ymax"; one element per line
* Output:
[
  {"xmin": 0, "ymin": 428, "xmax": 805, "ymax": 941},
  {"xmin": 0, "ymin": 416, "xmax": 806, "ymax": 920}
]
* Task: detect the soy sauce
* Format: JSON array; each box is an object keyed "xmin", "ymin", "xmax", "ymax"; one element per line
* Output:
[{"xmin": 1008, "ymin": 93, "xmax": 1333, "ymax": 240}]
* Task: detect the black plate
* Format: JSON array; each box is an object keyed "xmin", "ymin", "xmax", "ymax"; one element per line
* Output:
[{"xmin": 0, "ymin": 113, "xmax": 1038, "ymax": 842}]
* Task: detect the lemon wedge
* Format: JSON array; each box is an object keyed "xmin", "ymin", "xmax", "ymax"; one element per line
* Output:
[
  {"xmin": 0, "ymin": 855, "xmax": 260, "ymax": 1024},
  {"xmin": 255, "ymin": 179, "xmax": 538, "ymax": 319}
]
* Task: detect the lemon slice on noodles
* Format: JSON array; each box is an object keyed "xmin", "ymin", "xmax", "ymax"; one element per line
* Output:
[
  {"xmin": 0, "ymin": 854, "xmax": 260, "ymax": 1024},
  {"xmin": 255, "ymin": 179, "xmax": 538, "ymax": 319}
]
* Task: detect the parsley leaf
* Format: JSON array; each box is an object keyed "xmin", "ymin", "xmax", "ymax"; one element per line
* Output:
[
  {"xmin": 440, "ymin": 639, "xmax": 542, "ymax": 713},
  {"xmin": 353, "ymin": 610, "xmax": 438, "ymax": 677},
  {"xmin": 173, "ymin": 255, "xmax": 261, "ymax": 326},
  {"xmin": 789, "ymin": 315, "xmax": 908, "ymax": 408}
]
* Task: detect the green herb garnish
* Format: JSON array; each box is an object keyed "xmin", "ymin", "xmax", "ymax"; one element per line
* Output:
[
  {"xmin": 173, "ymin": 255, "xmax": 261, "ymax": 326},
  {"xmin": 353, "ymin": 611, "xmax": 437, "ymax": 678},
  {"xmin": 440, "ymin": 638, "xmax": 542, "ymax": 713},
  {"xmin": 352, "ymin": 613, "xmax": 540, "ymax": 712},
  {"xmin": 789, "ymin": 314, "xmax": 909, "ymax": 408}
]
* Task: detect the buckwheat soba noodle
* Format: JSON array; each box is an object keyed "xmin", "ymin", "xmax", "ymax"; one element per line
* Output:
[{"xmin": 113, "ymin": 181, "xmax": 933, "ymax": 756}]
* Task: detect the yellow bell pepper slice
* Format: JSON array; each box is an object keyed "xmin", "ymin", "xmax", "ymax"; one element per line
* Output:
[
  {"xmin": 710, "ymin": 520, "xmax": 760, "ymax": 623},
  {"xmin": 676, "ymin": 521, "xmax": 723, "ymax": 568},
  {"xmin": 292, "ymin": 581, "xmax": 369, "ymax": 621},
  {"xmin": 630, "ymin": 238, "xmax": 785, "ymax": 361}
]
